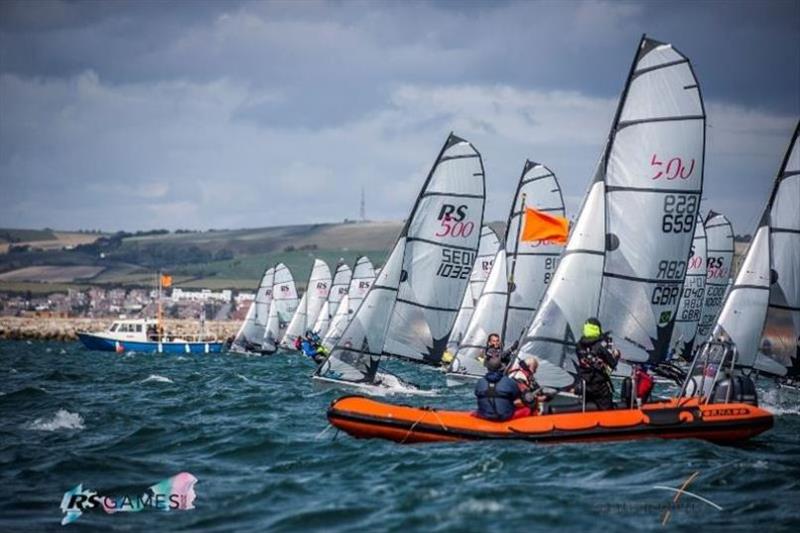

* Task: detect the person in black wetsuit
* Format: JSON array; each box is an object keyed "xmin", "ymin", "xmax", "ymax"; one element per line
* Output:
[
  {"xmin": 483, "ymin": 333, "xmax": 518, "ymax": 369},
  {"xmin": 574, "ymin": 318, "xmax": 620, "ymax": 410}
]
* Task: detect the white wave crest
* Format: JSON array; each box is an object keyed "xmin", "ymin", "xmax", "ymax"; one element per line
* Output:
[
  {"xmin": 28, "ymin": 409, "xmax": 85, "ymax": 431},
  {"xmin": 141, "ymin": 374, "xmax": 174, "ymax": 384}
]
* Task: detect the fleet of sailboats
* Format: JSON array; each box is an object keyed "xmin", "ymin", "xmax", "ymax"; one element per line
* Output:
[{"xmin": 222, "ymin": 35, "xmax": 797, "ymax": 431}]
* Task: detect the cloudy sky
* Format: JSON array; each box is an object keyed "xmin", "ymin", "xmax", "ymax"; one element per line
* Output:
[{"xmin": 0, "ymin": 0, "xmax": 797, "ymax": 234}]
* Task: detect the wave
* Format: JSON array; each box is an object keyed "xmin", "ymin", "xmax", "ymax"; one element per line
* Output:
[
  {"xmin": 140, "ymin": 374, "xmax": 174, "ymax": 384},
  {"xmin": 28, "ymin": 409, "xmax": 85, "ymax": 431}
]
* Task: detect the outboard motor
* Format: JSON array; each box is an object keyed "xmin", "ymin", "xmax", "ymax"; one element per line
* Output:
[{"xmin": 710, "ymin": 375, "xmax": 759, "ymax": 406}]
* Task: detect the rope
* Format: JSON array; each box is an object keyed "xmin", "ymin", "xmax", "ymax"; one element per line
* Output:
[{"xmin": 399, "ymin": 408, "xmax": 449, "ymax": 444}]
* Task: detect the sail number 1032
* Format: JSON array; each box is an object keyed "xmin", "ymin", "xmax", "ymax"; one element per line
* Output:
[{"xmin": 436, "ymin": 249, "xmax": 475, "ymax": 279}]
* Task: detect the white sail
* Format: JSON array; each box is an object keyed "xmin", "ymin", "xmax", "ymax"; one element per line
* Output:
[
  {"xmin": 262, "ymin": 263, "xmax": 299, "ymax": 352},
  {"xmin": 447, "ymin": 225, "xmax": 500, "ymax": 352},
  {"xmin": 281, "ymin": 291, "xmax": 308, "ymax": 348},
  {"xmin": 597, "ymin": 36, "xmax": 705, "ymax": 364},
  {"xmin": 669, "ymin": 215, "xmax": 707, "ymax": 359},
  {"xmin": 348, "ymin": 256, "xmax": 376, "ymax": 314},
  {"xmin": 382, "ymin": 134, "xmax": 486, "ymax": 365},
  {"xmin": 232, "ymin": 266, "xmax": 274, "ymax": 350},
  {"xmin": 516, "ymin": 181, "xmax": 607, "ymax": 388},
  {"xmin": 328, "ymin": 263, "xmax": 353, "ymax": 319},
  {"xmin": 762, "ymin": 121, "xmax": 800, "ymax": 368},
  {"xmin": 282, "ymin": 259, "xmax": 331, "ymax": 347},
  {"xmin": 449, "ymin": 248, "xmax": 509, "ymax": 376},
  {"xmin": 322, "ymin": 257, "xmax": 377, "ymax": 350},
  {"xmin": 322, "ymin": 293, "xmax": 350, "ymax": 351},
  {"xmin": 503, "ymin": 161, "xmax": 566, "ymax": 346},
  {"xmin": 312, "ymin": 301, "xmax": 331, "ymax": 336},
  {"xmin": 317, "ymin": 132, "xmax": 486, "ymax": 385},
  {"xmin": 316, "ymin": 239, "xmax": 405, "ymax": 382},
  {"xmin": 713, "ymin": 226, "xmax": 771, "ymax": 369},
  {"xmin": 696, "ymin": 212, "xmax": 734, "ymax": 339}
]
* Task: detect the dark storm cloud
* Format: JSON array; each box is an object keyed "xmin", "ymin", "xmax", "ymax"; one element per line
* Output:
[{"xmin": 0, "ymin": 0, "xmax": 797, "ymax": 232}]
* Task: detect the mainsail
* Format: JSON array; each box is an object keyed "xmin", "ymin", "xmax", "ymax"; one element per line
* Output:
[
  {"xmin": 669, "ymin": 215, "xmax": 707, "ymax": 359},
  {"xmin": 322, "ymin": 257, "xmax": 376, "ymax": 350},
  {"xmin": 262, "ymin": 263, "xmax": 299, "ymax": 352},
  {"xmin": 762, "ymin": 121, "xmax": 800, "ymax": 368},
  {"xmin": 515, "ymin": 34, "xmax": 705, "ymax": 384},
  {"xmin": 381, "ymin": 134, "xmax": 486, "ymax": 365},
  {"xmin": 447, "ymin": 225, "xmax": 500, "ymax": 353},
  {"xmin": 348, "ymin": 256, "xmax": 376, "ymax": 313},
  {"xmin": 516, "ymin": 181, "xmax": 607, "ymax": 388},
  {"xmin": 317, "ymin": 133, "xmax": 486, "ymax": 384},
  {"xmin": 696, "ymin": 212, "xmax": 734, "ymax": 339},
  {"xmin": 449, "ymin": 248, "xmax": 509, "ymax": 376},
  {"xmin": 282, "ymin": 259, "xmax": 332, "ymax": 347},
  {"xmin": 714, "ymin": 121, "xmax": 800, "ymax": 370},
  {"xmin": 316, "ymin": 239, "xmax": 405, "ymax": 383},
  {"xmin": 232, "ymin": 266, "xmax": 274, "ymax": 350},
  {"xmin": 502, "ymin": 161, "xmax": 566, "ymax": 347},
  {"xmin": 312, "ymin": 301, "xmax": 331, "ymax": 337},
  {"xmin": 596, "ymin": 35, "xmax": 706, "ymax": 364}
]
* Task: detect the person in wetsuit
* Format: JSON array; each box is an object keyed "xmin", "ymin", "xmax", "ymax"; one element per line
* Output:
[
  {"xmin": 474, "ymin": 356, "xmax": 521, "ymax": 421},
  {"xmin": 300, "ymin": 330, "xmax": 327, "ymax": 364},
  {"xmin": 574, "ymin": 318, "xmax": 620, "ymax": 410},
  {"xmin": 480, "ymin": 333, "xmax": 518, "ymax": 369}
]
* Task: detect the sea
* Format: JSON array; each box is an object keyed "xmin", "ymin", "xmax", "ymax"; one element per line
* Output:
[{"xmin": 1, "ymin": 340, "xmax": 798, "ymax": 532}]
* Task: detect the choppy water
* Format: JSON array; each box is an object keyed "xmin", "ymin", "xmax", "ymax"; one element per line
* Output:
[{"xmin": 1, "ymin": 340, "xmax": 799, "ymax": 532}]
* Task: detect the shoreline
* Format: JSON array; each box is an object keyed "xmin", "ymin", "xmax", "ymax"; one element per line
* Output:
[{"xmin": 0, "ymin": 317, "xmax": 239, "ymax": 342}]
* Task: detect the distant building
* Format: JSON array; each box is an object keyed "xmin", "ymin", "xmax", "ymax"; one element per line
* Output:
[
  {"xmin": 234, "ymin": 292, "xmax": 255, "ymax": 305},
  {"xmin": 171, "ymin": 288, "xmax": 232, "ymax": 304}
]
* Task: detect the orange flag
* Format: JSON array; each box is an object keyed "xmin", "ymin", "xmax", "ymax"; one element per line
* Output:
[
  {"xmin": 161, "ymin": 274, "xmax": 173, "ymax": 288},
  {"xmin": 521, "ymin": 207, "xmax": 569, "ymax": 244}
]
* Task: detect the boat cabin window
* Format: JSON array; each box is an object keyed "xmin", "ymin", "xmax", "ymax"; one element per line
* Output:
[
  {"xmin": 109, "ymin": 323, "xmax": 118, "ymax": 332},
  {"xmin": 135, "ymin": 324, "xmax": 142, "ymax": 333}
]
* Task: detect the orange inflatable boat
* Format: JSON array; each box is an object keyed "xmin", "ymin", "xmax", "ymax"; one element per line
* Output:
[{"xmin": 327, "ymin": 395, "xmax": 773, "ymax": 444}]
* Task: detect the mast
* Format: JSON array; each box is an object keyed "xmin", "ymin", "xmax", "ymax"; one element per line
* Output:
[{"xmin": 501, "ymin": 191, "xmax": 525, "ymax": 346}]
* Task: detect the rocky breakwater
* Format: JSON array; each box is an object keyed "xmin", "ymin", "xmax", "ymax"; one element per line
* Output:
[{"xmin": 0, "ymin": 317, "xmax": 240, "ymax": 342}]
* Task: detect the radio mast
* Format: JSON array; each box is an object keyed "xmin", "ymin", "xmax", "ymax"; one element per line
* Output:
[{"xmin": 359, "ymin": 186, "xmax": 366, "ymax": 222}]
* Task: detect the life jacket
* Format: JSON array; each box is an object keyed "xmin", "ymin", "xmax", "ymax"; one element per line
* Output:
[
  {"xmin": 475, "ymin": 371, "xmax": 520, "ymax": 421},
  {"xmin": 293, "ymin": 336, "xmax": 302, "ymax": 351}
]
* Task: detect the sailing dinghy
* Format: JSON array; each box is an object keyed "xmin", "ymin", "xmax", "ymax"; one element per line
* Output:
[
  {"xmin": 446, "ymin": 161, "xmax": 566, "ymax": 385},
  {"xmin": 696, "ymin": 212, "xmax": 734, "ymax": 342},
  {"xmin": 230, "ymin": 266, "xmax": 275, "ymax": 353},
  {"xmin": 261, "ymin": 263, "xmax": 299, "ymax": 354},
  {"xmin": 314, "ymin": 133, "xmax": 486, "ymax": 394},
  {"xmin": 312, "ymin": 263, "xmax": 352, "ymax": 337},
  {"xmin": 704, "ymin": 120, "xmax": 799, "ymax": 378},
  {"xmin": 322, "ymin": 256, "xmax": 376, "ymax": 351},
  {"xmin": 513, "ymin": 34, "xmax": 705, "ymax": 389},
  {"xmin": 281, "ymin": 259, "xmax": 332, "ymax": 349}
]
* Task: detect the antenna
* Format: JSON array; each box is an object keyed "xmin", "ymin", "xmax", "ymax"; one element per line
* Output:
[{"xmin": 359, "ymin": 185, "xmax": 366, "ymax": 221}]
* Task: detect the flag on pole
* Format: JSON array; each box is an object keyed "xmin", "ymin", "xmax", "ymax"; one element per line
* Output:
[
  {"xmin": 520, "ymin": 207, "xmax": 569, "ymax": 244},
  {"xmin": 161, "ymin": 274, "xmax": 173, "ymax": 288}
]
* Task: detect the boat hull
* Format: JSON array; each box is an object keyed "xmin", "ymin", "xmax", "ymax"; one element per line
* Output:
[
  {"xmin": 77, "ymin": 332, "xmax": 223, "ymax": 354},
  {"xmin": 327, "ymin": 395, "xmax": 773, "ymax": 445}
]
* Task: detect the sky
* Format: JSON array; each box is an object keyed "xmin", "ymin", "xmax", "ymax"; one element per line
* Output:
[{"xmin": 0, "ymin": 0, "xmax": 798, "ymax": 235}]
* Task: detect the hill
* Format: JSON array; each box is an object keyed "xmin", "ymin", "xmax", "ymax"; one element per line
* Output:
[{"xmin": 0, "ymin": 221, "xmax": 403, "ymax": 293}]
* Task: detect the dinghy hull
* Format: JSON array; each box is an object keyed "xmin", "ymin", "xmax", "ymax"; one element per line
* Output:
[{"xmin": 327, "ymin": 395, "xmax": 773, "ymax": 445}]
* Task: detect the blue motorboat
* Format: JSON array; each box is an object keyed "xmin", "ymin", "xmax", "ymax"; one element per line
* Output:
[{"xmin": 77, "ymin": 318, "xmax": 224, "ymax": 354}]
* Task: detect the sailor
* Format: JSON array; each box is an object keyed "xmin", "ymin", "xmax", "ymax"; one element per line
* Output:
[
  {"xmin": 301, "ymin": 330, "xmax": 327, "ymax": 364},
  {"xmin": 474, "ymin": 356, "xmax": 521, "ymax": 421},
  {"xmin": 480, "ymin": 333, "xmax": 518, "ymax": 368},
  {"xmin": 507, "ymin": 356, "xmax": 546, "ymax": 416},
  {"xmin": 574, "ymin": 318, "xmax": 620, "ymax": 410}
]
